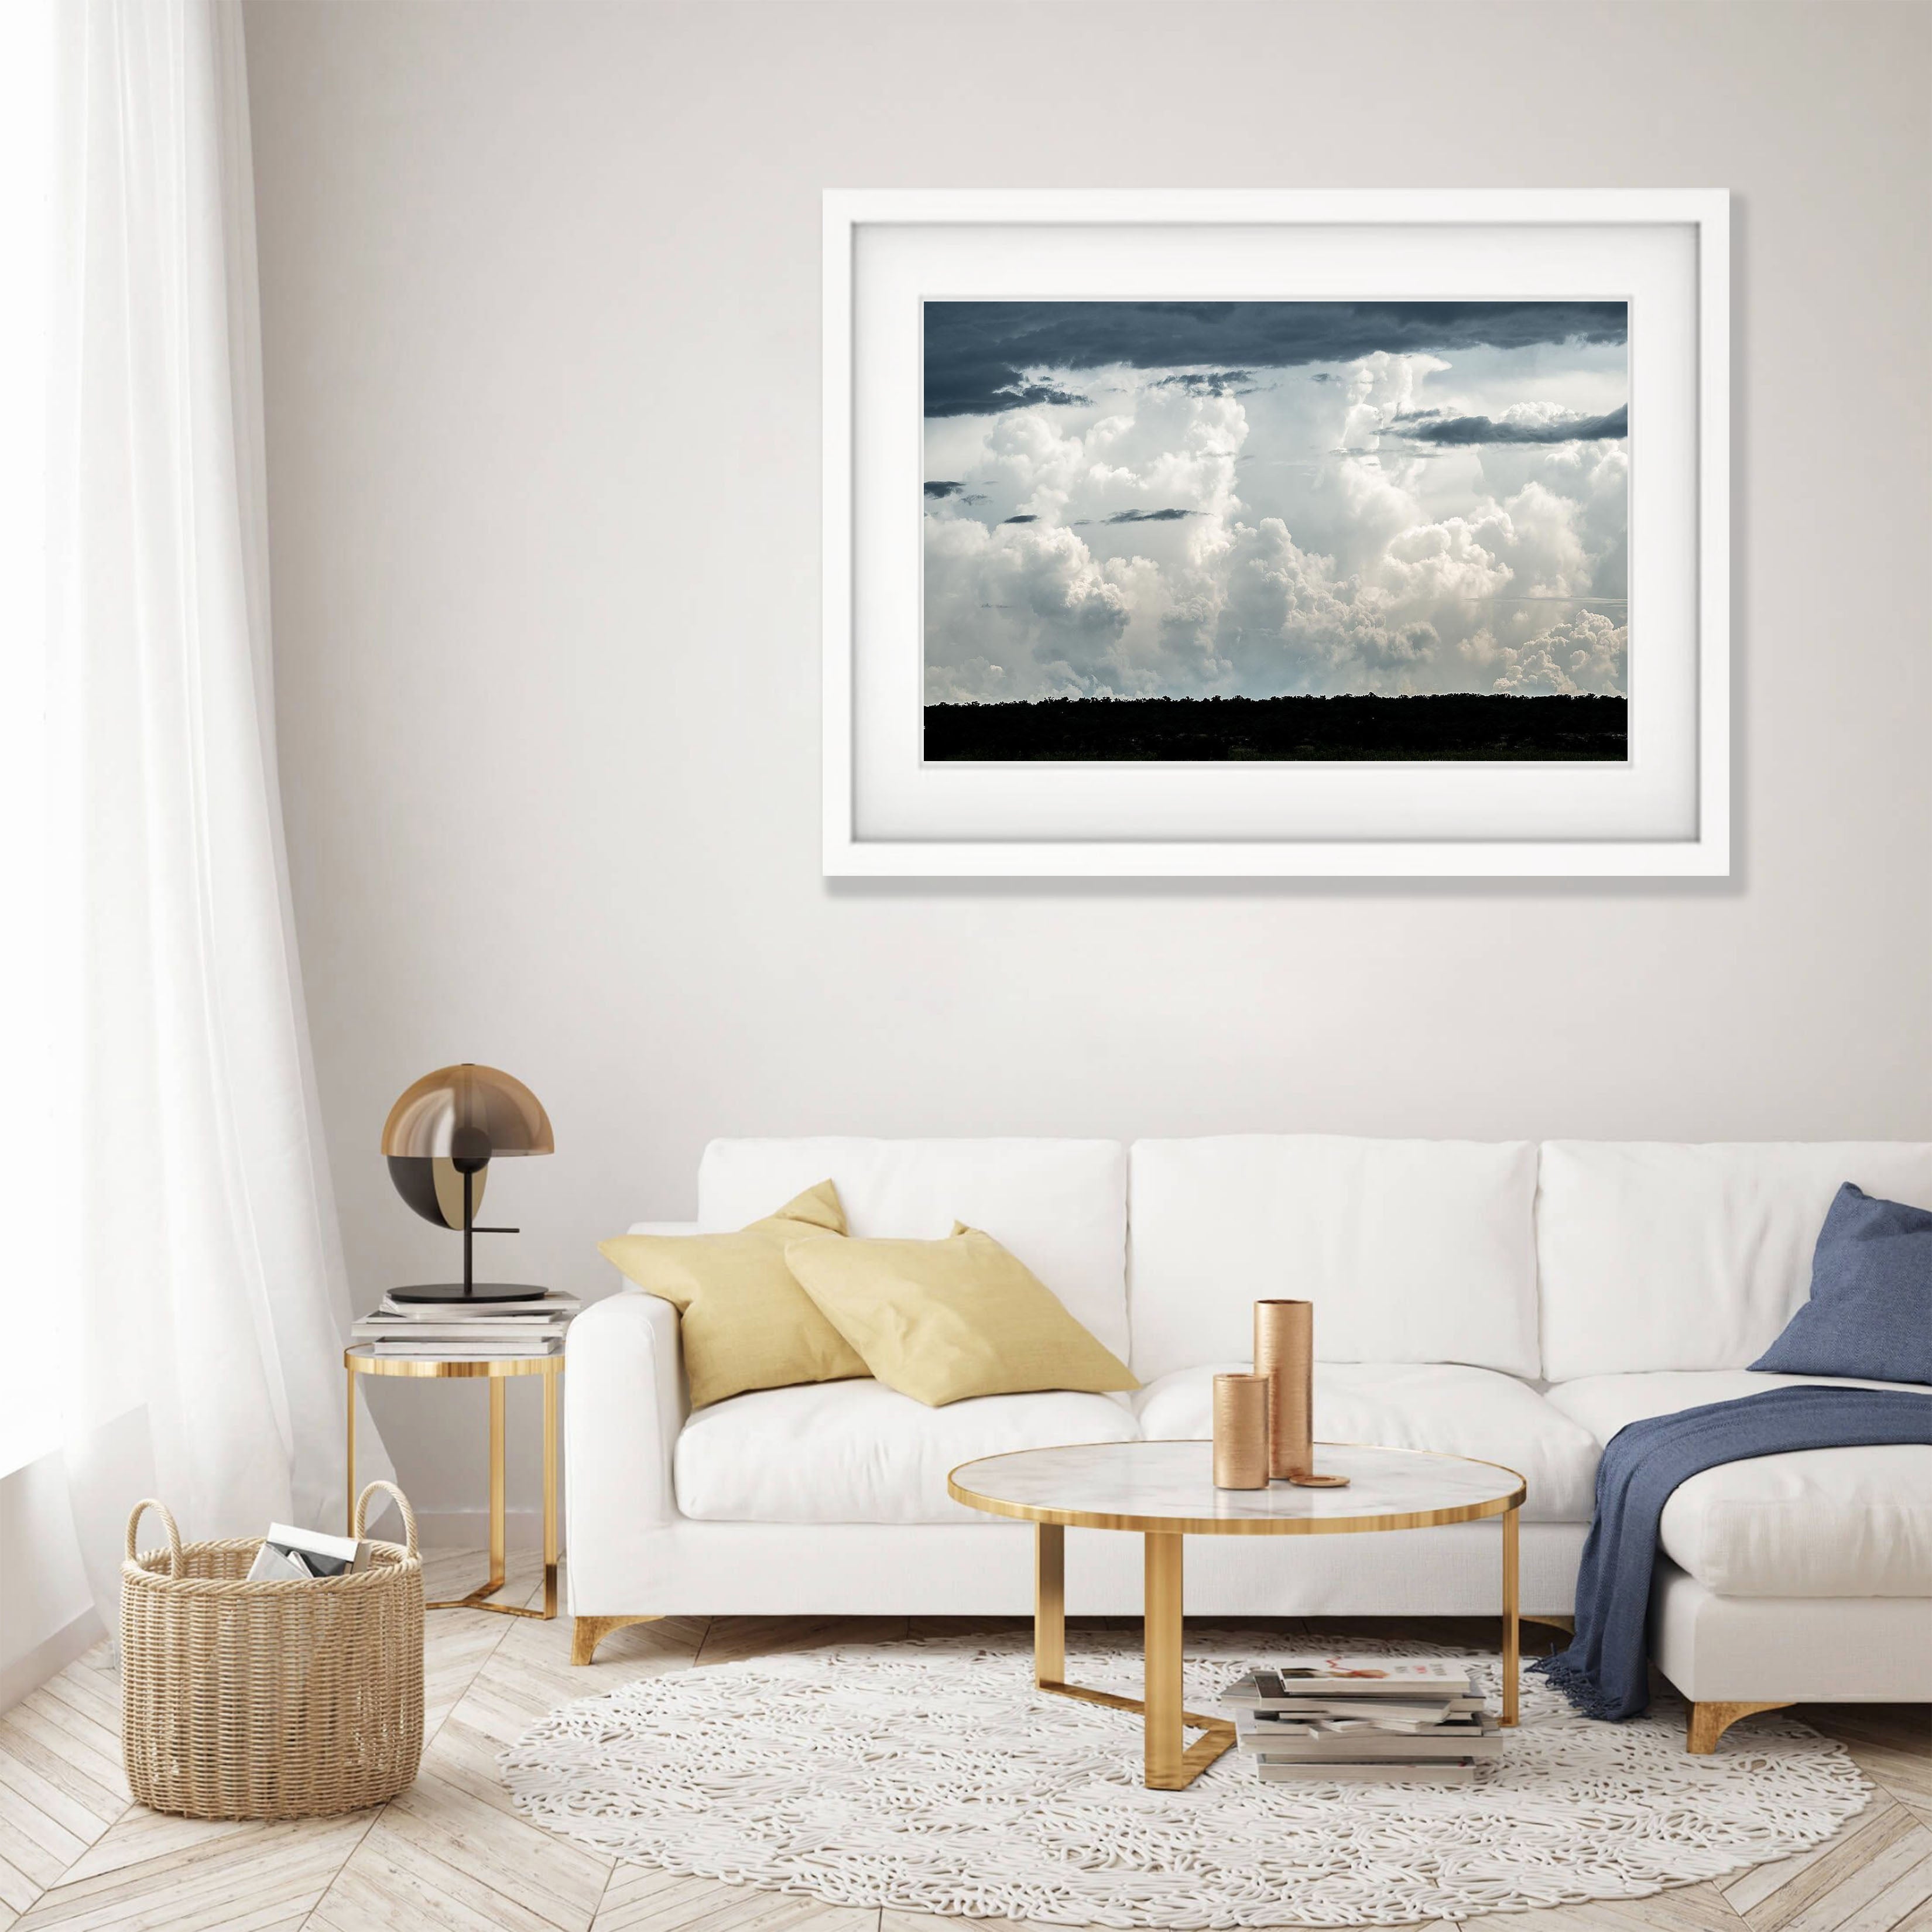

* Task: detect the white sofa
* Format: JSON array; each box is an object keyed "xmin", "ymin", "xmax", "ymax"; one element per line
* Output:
[{"xmin": 566, "ymin": 1136, "xmax": 1932, "ymax": 1746}]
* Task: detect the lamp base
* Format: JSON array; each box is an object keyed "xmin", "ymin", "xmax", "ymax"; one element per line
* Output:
[{"xmin": 388, "ymin": 1282, "xmax": 553, "ymax": 1305}]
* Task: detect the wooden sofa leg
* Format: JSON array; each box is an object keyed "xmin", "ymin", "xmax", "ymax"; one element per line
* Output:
[
  {"xmin": 573, "ymin": 1614, "xmax": 662, "ymax": 1666},
  {"xmin": 1687, "ymin": 1700, "xmax": 1791, "ymax": 1753}
]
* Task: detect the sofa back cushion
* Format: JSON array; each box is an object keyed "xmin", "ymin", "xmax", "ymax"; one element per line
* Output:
[
  {"xmin": 1127, "ymin": 1136, "xmax": 1540, "ymax": 1382},
  {"xmin": 1537, "ymin": 1142, "xmax": 1932, "ymax": 1382},
  {"xmin": 697, "ymin": 1138, "xmax": 1129, "ymax": 1361}
]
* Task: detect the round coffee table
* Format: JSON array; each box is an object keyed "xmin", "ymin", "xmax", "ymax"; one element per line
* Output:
[{"xmin": 948, "ymin": 1439, "xmax": 1526, "ymax": 1790}]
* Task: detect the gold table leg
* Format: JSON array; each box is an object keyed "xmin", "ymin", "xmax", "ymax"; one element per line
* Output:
[
  {"xmin": 1035, "ymin": 1522, "xmax": 1065, "ymax": 1686},
  {"xmin": 1144, "ymin": 1532, "xmax": 1186, "ymax": 1787},
  {"xmin": 425, "ymin": 1371, "xmax": 561, "ymax": 1619},
  {"xmin": 541, "ymin": 1366, "xmax": 559, "ymax": 1618},
  {"xmin": 431, "ymin": 1379, "xmax": 510, "ymax": 1608},
  {"xmin": 1502, "ymin": 1503, "xmax": 1520, "ymax": 1726},
  {"xmin": 1030, "ymin": 1522, "xmax": 1234, "ymax": 1790},
  {"xmin": 344, "ymin": 1364, "xmax": 356, "ymax": 1534},
  {"xmin": 482, "ymin": 1376, "xmax": 508, "ymax": 1596}
]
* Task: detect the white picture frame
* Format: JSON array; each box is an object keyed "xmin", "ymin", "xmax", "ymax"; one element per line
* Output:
[{"xmin": 823, "ymin": 189, "xmax": 1728, "ymax": 878}]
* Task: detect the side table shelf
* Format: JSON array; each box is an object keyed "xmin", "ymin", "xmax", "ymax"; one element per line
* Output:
[{"xmin": 344, "ymin": 1345, "xmax": 562, "ymax": 1619}]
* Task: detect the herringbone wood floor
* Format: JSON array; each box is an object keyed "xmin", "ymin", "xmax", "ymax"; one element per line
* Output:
[{"xmin": 1, "ymin": 1553, "xmax": 1926, "ymax": 1931}]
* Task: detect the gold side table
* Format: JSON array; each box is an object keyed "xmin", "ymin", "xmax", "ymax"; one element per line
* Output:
[{"xmin": 345, "ymin": 1345, "xmax": 561, "ymax": 1619}]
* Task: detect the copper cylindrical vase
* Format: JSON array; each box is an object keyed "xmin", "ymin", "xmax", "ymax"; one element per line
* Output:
[
  {"xmin": 1253, "ymin": 1299, "xmax": 1314, "ymax": 1481},
  {"xmin": 1212, "ymin": 1373, "xmax": 1270, "ymax": 1489}
]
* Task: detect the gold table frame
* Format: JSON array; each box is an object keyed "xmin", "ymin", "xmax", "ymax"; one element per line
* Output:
[
  {"xmin": 950, "ymin": 1441, "xmax": 1526, "ymax": 1791},
  {"xmin": 344, "ymin": 1345, "xmax": 561, "ymax": 1619}
]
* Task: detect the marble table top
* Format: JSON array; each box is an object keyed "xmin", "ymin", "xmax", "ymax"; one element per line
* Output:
[{"xmin": 948, "ymin": 1440, "xmax": 1524, "ymax": 1534}]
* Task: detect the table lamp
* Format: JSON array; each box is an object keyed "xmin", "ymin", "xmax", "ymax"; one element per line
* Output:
[{"xmin": 382, "ymin": 1063, "xmax": 554, "ymax": 1303}]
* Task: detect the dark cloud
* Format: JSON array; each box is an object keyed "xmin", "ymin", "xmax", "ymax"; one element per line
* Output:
[
  {"xmin": 1393, "ymin": 403, "xmax": 1628, "ymax": 446},
  {"xmin": 924, "ymin": 300, "xmax": 1628, "ymax": 417},
  {"xmin": 998, "ymin": 381, "xmax": 1090, "ymax": 410},
  {"xmin": 1069, "ymin": 508, "xmax": 1201, "ymax": 527},
  {"xmin": 1001, "ymin": 513, "xmax": 1038, "ymax": 524},
  {"xmin": 1152, "ymin": 369, "xmax": 1256, "ymax": 398},
  {"xmin": 925, "ymin": 479, "xmax": 988, "ymax": 507}
]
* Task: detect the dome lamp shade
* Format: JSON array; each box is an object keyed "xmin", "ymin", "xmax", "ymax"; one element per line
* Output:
[{"xmin": 382, "ymin": 1064, "xmax": 554, "ymax": 1303}]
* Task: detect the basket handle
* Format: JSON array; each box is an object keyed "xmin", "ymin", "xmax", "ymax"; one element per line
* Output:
[
  {"xmin": 352, "ymin": 1479, "xmax": 417, "ymax": 1556},
  {"xmin": 125, "ymin": 1499, "xmax": 184, "ymax": 1577}
]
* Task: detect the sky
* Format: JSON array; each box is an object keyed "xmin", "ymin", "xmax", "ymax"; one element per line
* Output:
[{"xmin": 922, "ymin": 301, "xmax": 1629, "ymax": 705}]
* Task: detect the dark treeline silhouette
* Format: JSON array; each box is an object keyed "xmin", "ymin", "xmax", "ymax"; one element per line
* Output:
[{"xmin": 924, "ymin": 692, "xmax": 1626, "ymax": 762}]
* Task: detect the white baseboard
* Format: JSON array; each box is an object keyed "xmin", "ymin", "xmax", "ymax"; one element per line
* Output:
[
  {"xmin": 407, "ymin": 1507, "xmax": 561, "ymax": 1553},
  {"xmin": 2, "ymin": 1606, "xmax": 108, "ymax": 1714}
]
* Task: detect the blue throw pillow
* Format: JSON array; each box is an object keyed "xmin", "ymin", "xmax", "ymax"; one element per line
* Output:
[{"xmin": 1751, "ymin": 1183, "xmax": 1932, "ymax": 1384}]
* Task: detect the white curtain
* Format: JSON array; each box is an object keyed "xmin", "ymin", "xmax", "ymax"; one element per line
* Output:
[{"xmin": 42, "ymin": 0, "xmax": 388, "ymax": 1615}]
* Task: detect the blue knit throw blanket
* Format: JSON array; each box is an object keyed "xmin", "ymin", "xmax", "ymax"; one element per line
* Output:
[{"xmin": 1534, "ymin": 1384, "xmax": 1932, "ymax": 1721}]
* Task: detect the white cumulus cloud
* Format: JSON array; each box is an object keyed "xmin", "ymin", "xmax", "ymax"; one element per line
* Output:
[{"xmin": 924, "ymin": 340, "xmax": 1627, "ymax": 703}]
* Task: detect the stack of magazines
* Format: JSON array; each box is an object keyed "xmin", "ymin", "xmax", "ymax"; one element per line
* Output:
[
  {"xmin": 1221, "ymin": 1660, "xmax": 1501, "ymax": 1783},
  {"xmin": 246, "ymin": 1522, "xmax": 372, "ymax": 1582},
  {"xmin": 351, "ymin": 1289, "xmax": 580, "ymax": 1359}
]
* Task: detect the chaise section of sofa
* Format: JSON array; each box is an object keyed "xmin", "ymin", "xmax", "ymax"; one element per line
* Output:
[{"xmin": 1534, "ymin": 1141, "xmax": 1932, "ymax": 1736}]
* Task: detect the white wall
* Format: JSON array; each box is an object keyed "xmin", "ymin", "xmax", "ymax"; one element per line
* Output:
[
  {"xmin": 0, "ymin": 1457, "xmax": 100, "ymax": 1710},
  {"xmin": 242, "ymin": 0, "xmax": 1932, "ymax": 1526}
]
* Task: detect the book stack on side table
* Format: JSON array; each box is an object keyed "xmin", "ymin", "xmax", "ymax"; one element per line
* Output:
[
  {"xmin": 351, "ymin": 1290, "xmax": 579, "ymax": 1359},
  {"xmin": 1221, "ymin": 1661, "xmax": 1502, "ymax": 1783}
]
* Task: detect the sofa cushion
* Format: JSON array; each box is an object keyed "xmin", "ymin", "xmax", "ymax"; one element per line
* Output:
[
  {"xmin": 1128, "ymin": 1138, "xmax": 1540, "ymax": 1383},
  {"xmin": 786, "ymin": 1226, "xmax": 1137, "ymax": 1406},
  {"xmin": 1751, "ymin": 1184, "xmax": 1932, "ymax": 1385},
  {"xmin": 598, "ymin": 1181, "xmax": 865, "ymax": 1408},
  {"xmin": 1132, "ymin": 1362, "xmax": 1598, "ymax": 1522},
  {"xmin": 698, "ymin": 1138, "xmax": 1130, "ymax": 1361},
  {"xmin": 1536, "ymin": 1142, "xmax": 1932, "ymax": 1381},
  {"xmin": 674, "ymin": 1379, "xmax": 1139, "ymax": 1525},
  {"xmin": 1546, "ymin": 1371, "xmax": 1932, "ymax": 1597}
]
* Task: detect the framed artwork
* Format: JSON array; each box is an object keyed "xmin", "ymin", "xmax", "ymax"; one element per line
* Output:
[{"xmin": 823, "ymin": 190, "xmax": 1728, "ymax": 877}]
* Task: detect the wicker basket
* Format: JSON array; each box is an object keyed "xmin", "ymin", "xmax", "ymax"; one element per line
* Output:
[{"xmin": 121, "ymin": 1481, "xmax": 424, "ymax": 1819}]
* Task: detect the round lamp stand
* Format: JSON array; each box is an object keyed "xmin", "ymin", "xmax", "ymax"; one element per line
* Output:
[{"xmin": 386, "ymin": 1280, "xmax": 551, "ymax": 1306}]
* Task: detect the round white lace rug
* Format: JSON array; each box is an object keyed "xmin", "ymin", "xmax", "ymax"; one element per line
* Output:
[{"xmin": 501, "ymin": 1632, "xmax": 1870, "ymax": 1927}]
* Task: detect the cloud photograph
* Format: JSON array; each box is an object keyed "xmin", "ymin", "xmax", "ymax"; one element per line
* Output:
[{"xmin": 922, "ymin": 300, "xmax": 1629, "ymax": 761}]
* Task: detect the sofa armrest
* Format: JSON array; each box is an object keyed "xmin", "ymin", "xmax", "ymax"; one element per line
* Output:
[{"xmin": 566, "ymin": 1289, "xmax": 686, "ymax": 1555}]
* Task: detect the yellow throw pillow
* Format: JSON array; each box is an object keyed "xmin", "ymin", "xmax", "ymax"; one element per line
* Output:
[
  {"xmin": 598, "ymin": 1181, "xmax": 868, "ymax": 1408},
  {"xmin": 783, "ymin": 1223, "xmax": 1138, "ymax": 1407}
]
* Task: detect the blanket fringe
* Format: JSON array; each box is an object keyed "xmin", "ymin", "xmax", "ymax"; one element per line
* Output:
[{"xmin": 1532, "ymin": 1649, "xmax": 1641, "ymax": 1722}]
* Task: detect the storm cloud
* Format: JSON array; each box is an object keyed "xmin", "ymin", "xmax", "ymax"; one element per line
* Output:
[
  {"xmin": 924, "ymin": 300, "xmax": 1629, "ymax": 417},
  {"xmin": 1395, "ymin": 404, "xmax": 1628, "ymax": 446},
  {"xmin": 1153, "ymin": 369, "xmax": 1257, "ymax": 398},
  {"xmin": 1000, "ymin": 380, "xmax": 1091, "ymax": 410}
]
